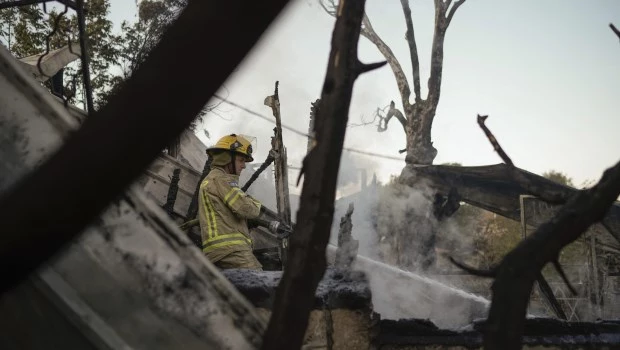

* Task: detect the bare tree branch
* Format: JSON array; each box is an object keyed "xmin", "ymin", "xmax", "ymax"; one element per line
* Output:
[
  {"xmin": 378, "ymin": 100, "xmax": 407, "ymax": 132},
  {"xmin": 319, "ymin": 0, "xmax": 466, "ymax": 166},
  {"xmin": 318, "ymin": 0, "xmax": 337, "ymax": 16},
  {"xmin": 477, "ymin": 114, "xmax": 568, "ymax": 204},
  {"xmin": 446, "ymin": 0, "xmax": 466, "ymax": 26},
  {"xmin": 448, "ymin": 256, "xmax": 497, "ymax": 277},
  {"xmin": 360, "ymin": 13, "xmax": 412, "ymax": 111},
  {"xmin": 611, "ymin": 23, "xmax": 620, "ymax": 41},
  {"xmin": 477, "ymin": 114, "xmax": 513, "ymax": 166},
  {"xmin": 261, "ymin": 1, "xmax": 384, "ymax": 348},
  {"xmin": 399, "ymin": 0, "xmax": 421, "ymax": 101}
]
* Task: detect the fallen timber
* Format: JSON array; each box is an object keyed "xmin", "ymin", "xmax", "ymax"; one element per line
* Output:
[{"xmin": 403, "ymin": 163, "xmax": 620, "ymax": 247}]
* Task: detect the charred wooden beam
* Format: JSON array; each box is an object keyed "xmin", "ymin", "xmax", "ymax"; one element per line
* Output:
[
  {"xmin": 0, "ymin": 0, "xmax": 290, "ymax": 294},
  {"xmin": 485, "ymin": 160, "xmax": 620, "ymax": 349},
  {"xmin": 265, "ymin": 82, "xmax": 292, "ymax": 267},
  {"xmin": 407, "ymin": 163, "xmax": 620, "ymax": 245},
  {"xmin": 186, "ymin": 154, "xmax": 212, "ymax": 220},
  {"xmin": 466, "ymin": 116, "xmax": 620, "ymax": 350},
  {"xmin": 335, "ymin": 203, "xmax": 358, "ymax": 270},
  {"xmin": 162, "ymin": 168, "xmax": 181, "ymax": 218},
  {"xmin": 307, "ymin": 99, "xmax": 319, "ymax": 154},
  {"xmin": 260, "ymin": 0, "xmax": 386, "ymax": 348}
]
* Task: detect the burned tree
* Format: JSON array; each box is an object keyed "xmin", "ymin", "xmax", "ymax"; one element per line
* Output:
[
  {"xmin": 321, "ymin": 0, "xmax": 467, "ymax": 272},
  {"xmin": 320, "ymin": 0, "xmax": 467, "ymax": 165}
]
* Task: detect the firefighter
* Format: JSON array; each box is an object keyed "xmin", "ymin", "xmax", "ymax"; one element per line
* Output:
[{"xmin": 198, "ymin": 134, "xmax": 282, "ymax": 270}]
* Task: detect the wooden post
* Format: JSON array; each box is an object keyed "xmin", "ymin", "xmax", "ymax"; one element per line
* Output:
[
  {"xmin": 264, "ymin": 81, "xmax": 292, "ymax": 266},
  {"xmin": 185, "ymin": 154, "xmax": 211, "ymax": 220},
  {"xmin": 162, "ymin": 168, "xmax": 181, "ymax": 218}
]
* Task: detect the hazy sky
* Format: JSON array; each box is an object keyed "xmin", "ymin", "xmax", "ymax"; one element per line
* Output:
[{"xmin": 109, "ymin": 0, "xmax": 620, "ymax": 189}]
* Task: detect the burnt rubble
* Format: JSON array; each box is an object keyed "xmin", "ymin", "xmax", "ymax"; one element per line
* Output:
[
  {"xmin": 377, "ymin": 317, "xmax": 620, "ymax": 348},
  {"xmin": 221, "ymin": 267, "xmax": 372, "ymax": 310},
  {"xmin": 222, "ymin": 268, "xmax": 620, "ymax": 348}
]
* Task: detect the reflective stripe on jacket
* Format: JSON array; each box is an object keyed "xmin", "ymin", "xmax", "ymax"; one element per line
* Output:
[{"xmin": 198, "ymin": 167, "xmax": 262, "ymax": 260}]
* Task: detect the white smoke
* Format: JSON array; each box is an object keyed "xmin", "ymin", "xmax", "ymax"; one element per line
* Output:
[
  {"xmin": 329, "ymin": 166, "xmax": 495, "ymax": 328},
  {"xmin": 237, "ymin": 141, "xmax": 491, "ymax": 328}
]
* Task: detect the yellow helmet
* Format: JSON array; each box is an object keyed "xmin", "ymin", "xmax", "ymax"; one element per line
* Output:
[{"xmin": 207, "ymin": 134, "xmax": 254, "ymax": 162}]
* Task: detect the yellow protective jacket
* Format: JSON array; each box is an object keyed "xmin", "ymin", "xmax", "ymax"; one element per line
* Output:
[{"xmin": 198, "ymin": 166, "xmax": 262, "ymax": 262}]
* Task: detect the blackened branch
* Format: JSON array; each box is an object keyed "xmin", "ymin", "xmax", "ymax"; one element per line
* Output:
[
  {"xmin": 449, "ymin": 256, "xmax": 497, "ymax": 278},
  {"xmin": 484, "ymin": 159, "xmax": 620, "ymax": 350},
  {"xmin": 356, "ymin": 60, "xmax": 387, "ymax": 75},
  {"xmin": 477, "ymin": 114, "xmax": 566, "ymax": 204},
  {"xmin": 477, "ymin": 114, "xmax": 514, "ymax": 166},
  {"xmin": 611, "ymin": 23, "xmax": 620, "ymax": 41}
]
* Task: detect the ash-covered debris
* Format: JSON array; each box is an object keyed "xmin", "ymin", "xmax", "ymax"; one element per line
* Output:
[
  {"xmin": 378, "ymin": 317, "xmax": 620, "ymax": 348},
  {"xmin": 221, "ymin": 267, "xmax": 372, "ymax": 310},
  {"xmin": 378, "ymin": 318, "xmax": 481, "ymax": 347}
]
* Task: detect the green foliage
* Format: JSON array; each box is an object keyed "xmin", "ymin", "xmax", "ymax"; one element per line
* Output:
[
  {"xmin": 0, "ymin": 7, "xmax": 18, "ymax": 49},
  {"xmin": 0, "ymin": 0, "xmax": 214, "ymax": 130},
  {"xmin": 443, "ymin": 169, "xmax": 584, "ymax": 270},
  {"xmin": 1, "ymin": 5, "xmax": 47, "ymax": 56},
  {"xmin": 0, "ymin": 1, "xmax": 121, "ymax": 109},
  {"xmin": 542, "ymin": 170, "xmax": 574, "ymax": 187},
  {"xmin": 444, "ymin": 204, "xmax": 522, "ymax": 269},
  {"xmin": 116, "ymin": 0, "xmax": 186, "ymax": 76}
]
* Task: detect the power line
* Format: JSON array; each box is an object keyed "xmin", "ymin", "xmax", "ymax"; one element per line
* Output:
[
  {"xmin": 212, "ymin": 94, "xmax": 406, "ymax": 162},
  {"xmin": 213, "ymin": 93, "xmax": 309, "ymax": 138}
]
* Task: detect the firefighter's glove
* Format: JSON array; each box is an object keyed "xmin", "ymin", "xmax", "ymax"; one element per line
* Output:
[{"xmin": 269, "ymin": 221, "xmax": 292, "ymax": 239}]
